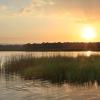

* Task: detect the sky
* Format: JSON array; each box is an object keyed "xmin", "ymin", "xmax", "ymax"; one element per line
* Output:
[{"xmin": 0, "ymin": 0, "xmax": 100, "ymax": 44}]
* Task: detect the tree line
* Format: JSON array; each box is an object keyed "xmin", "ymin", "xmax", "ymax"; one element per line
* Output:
[{"xmin": 0, "ymin": 42, "xmax": 100, "ymax": 51}]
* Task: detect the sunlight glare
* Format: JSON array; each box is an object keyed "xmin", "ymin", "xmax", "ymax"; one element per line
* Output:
[
  {"xmin": 81, "ymin": 25, "xmax": 96, "ymax": 40},
  {"xmin": 86, "ymin": 51, "xmax": 92, "ymax": 57}
]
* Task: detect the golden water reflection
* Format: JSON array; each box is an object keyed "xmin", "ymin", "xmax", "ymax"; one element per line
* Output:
[
  {"xmin": 86, "ymin": 51, "xmax": 92, "ymax": 57},
  {"xmin": 0, "ymin": 73, "xmax": 100, "ymax": 100},
  {"xmin": 0, "ymin": 51, "xmax": 100, "ymax": 59}
]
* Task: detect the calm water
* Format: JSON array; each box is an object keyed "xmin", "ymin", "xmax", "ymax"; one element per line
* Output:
[{"xmin": 1, "ymin": 51, "xmax": 100, "ymax": 100}]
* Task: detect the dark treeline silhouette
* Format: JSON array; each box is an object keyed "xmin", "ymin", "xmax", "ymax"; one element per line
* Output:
[{"xmin": 1, "ymin": 42, "xmax": 100, "ymax": 51}]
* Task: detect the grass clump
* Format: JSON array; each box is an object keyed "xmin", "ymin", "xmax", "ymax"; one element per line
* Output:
[{"xmin": 3, "ymin": 55, "xmax": 100, "ymax": 85}]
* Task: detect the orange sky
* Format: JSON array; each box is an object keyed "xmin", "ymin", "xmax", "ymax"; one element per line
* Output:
[{"xmin": 0, "ymin": 0, "xmax": 100, "ymax": 43}]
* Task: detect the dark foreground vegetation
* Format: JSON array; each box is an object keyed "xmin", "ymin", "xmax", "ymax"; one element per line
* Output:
[
  {"xmin": 1, "ymin": 42, "xmax": 100, "ymax": 51},
  {"xmin": 4, "ymin": 55, "xmax": 100, "ymax": 85}
]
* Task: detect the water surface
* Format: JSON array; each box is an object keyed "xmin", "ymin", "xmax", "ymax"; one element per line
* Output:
[{"xmin": 0, "ymin": 51, "xmax": 100, "ymax": 100}]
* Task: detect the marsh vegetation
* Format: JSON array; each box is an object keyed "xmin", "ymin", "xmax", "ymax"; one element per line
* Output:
[{"xmin": 3, "ymin": 54, "xmax": 100, "ymax": 85}]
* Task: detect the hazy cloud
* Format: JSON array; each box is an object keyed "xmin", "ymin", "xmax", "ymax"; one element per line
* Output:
[
  {"xmin": 0, "ymin": 0, "xmax": 100, "ymax": 19},
  {"xmin": 0, "ymin": 5, "xmax": 12, "ymax": 15},
  {"xmin": 19, "ymin": 0, "xmax": 54, "ymax": 16}
]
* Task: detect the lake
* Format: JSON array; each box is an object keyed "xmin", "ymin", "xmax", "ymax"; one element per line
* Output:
[{"xmin": 1, "ymin": 51, "xmax": 100, "ymax": 100}]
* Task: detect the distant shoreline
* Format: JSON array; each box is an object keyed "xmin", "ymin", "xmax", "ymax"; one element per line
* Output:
[{"xmin": 0, "ymin": 42, "xmax": 100, "ymax": 51}]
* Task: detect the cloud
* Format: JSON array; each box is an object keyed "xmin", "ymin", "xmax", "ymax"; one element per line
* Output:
[
  {"xmin": 0, "ymin": 0, "xmax": 100, "ymax": 21},
  {"xmin": 19, "ymin": 0, "xmax": 55, "ymax": 16},
  {"xmin": 0, "ymin": 4, "xmax": 18, "ymax": 16},
  {"xmin": 0, "ymin": 5, "xmax": 8, "ymax": 12},
  {"xmin": 20, "ymin": 0, "xmax": 100, "ymax": 19},
  {"xmin": 0, "ymin": 5, "xmax": 11, "ymax": 16}
]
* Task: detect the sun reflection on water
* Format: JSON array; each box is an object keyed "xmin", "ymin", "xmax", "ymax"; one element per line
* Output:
[{"xmin": 86, "ymin": 51, "xmax": 92, "ymax": 57}]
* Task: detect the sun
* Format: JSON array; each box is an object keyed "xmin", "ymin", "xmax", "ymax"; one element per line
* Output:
[{"xmin": 81, "ymin": 25, "xmax": 96, "ymax": 40}]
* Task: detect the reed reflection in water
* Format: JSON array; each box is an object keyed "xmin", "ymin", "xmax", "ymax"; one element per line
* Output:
[{"xmin": 1, "ymin": 73, "xmax": 100, "ymax": 100}]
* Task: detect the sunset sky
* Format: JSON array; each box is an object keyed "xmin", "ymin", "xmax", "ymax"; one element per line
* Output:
[{"xmin": 0, "ymin": 0, "xmax": 100, "ymax": 44}]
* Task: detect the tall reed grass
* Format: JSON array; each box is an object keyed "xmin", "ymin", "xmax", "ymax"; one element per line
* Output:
[{"xmin": 3, "ymin": 54, "xmax": 100, "ymax": 85}]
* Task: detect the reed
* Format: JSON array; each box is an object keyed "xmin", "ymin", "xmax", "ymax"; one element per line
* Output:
[{"xmin": 4, "ymin": 54, "xmax": 100, "ymax": 84}]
